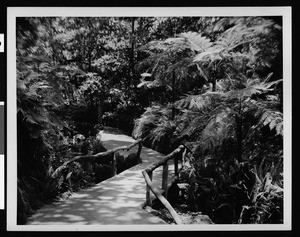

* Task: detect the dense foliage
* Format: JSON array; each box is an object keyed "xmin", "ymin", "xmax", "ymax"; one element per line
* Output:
[
  {"xmin": 132, "ymin": 16, "xmax": 283, "ymax": 224},
  {"xmin": 17, "ymin": 16, "xmax": 283, "ymax": 224}
]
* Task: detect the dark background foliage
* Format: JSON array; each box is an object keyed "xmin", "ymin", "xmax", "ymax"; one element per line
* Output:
[{"xmin": 16, "ymin": 16, "xmax": 283, "ymax": 224}]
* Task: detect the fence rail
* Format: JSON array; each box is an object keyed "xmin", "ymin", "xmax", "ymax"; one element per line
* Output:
[
  {"xmin": 52, "ymin": 139, "xmax": 142, "ymax": 179},
  {"xmin": 52, "ymin": 136, "xmax": 191, "ymax": 225},
  {"xmin": 142, "ymin": 144, "xmax": 190, "ymax": 225}
]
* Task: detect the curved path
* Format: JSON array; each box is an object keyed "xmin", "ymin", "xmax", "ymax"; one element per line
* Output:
[{"xmin": 26, "ymin": 131, "xmax": 178, "ymax": 225}]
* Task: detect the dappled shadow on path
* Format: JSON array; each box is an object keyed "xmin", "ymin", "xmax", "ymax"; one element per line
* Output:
[
  {"xmin": 27, "ymin": 132, "xmax": 177, "ymax": 225},
  {"xmin": 27, "ymin": 167, "xmax": 167, "ymax": 225},
  {"xmin": 100, "ymin": 132, "xmax": 166, "ymax": 165}
]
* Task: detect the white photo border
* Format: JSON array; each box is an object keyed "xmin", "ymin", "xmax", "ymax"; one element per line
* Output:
[{"xmin": 7, "ymin": 6, "xmax": 292, "ymax": 231}]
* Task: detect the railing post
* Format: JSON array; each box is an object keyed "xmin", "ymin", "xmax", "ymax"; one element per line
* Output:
[
  {"xmin": 182, "ymin": 148, "xmax": 187, "ymax": 168},
  {"xmin": 112, "ymin": 152, "xmax": 117, "ymax": 176},
  {"xmin": 162, "ymin": 162, "xmax": 169, "ymax": 199},
  {"xmin": 137, "ymin": 141, "xmax": 142, "ymax": 164},
  {"xmin": 146, "ymin": 171, "xmax": 153, "ymax": 206},
  {"xmin": 67, "ymin": 167, "xmax": 72, "ymax": 188}
]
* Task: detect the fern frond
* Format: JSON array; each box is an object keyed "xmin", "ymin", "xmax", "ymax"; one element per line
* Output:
[
  {"xmin": 259, "ymin": 110, "xmax": 283, "ymax": 136},
  {"xmin": 176, "ymin": 114, "xmax": 207, "ymax": 141},
  {"xmin": 137, "ymin": 80, "xmax": 161, "ymax": 89},
  {"xmin": 20, "ymin": 54, "xmax": 52, "ymax": 64},
  {"xmin": 175, "ymin": 91, "xmax": 224, "ymax": 110},
  {"xmin": 224, "ymin": 79, "xmax": 282, "ymax": 101},
  {"xmin": 193, "ymin": 48, "xmax": 223, "ymax": 63},
  {"xmin": 132, "ymin": 106, "xmax": 167, "ymax": 139},
  {"xmin": 179, "ymin": 32, "xmax": 212, "ymax": 52},
  {"xmin": 194, "ymin": 109, "xmax": 236, "ymax": 157},
  {"xmin": 139, "ymin": 40, "xmax": 169, "ymax": 52},
  {"xmin": 148, "ymin": 120, "xmax": 176, "ymax": 153}
]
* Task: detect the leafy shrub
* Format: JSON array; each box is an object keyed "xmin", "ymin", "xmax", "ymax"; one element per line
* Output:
[
  {"xmin": 178, "ymin": 157, "xmax": 283, "ymax": 224},
  {"xmin": 239, "ymin": 169, "xmax": 283, "ymax": 224},
  {"xmin": 140, "ymin": 77, "xmax": 283, "ymax": 224}
]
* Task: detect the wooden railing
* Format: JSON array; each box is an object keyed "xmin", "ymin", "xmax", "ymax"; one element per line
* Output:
[
  {"xmin": 142, "ymin": 145, "xmax": 189, "ymax": 225},
  {"xmin": 52, "ymin": 137, "xmax": 191, "ymax": 225},
  {"xmin": 52, "ymin": 139, "xmax": 142, "ymax": 179}
]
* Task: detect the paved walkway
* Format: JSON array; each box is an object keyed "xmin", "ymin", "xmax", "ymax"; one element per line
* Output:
[{"xmin": 26, "ymin": 131, "xmax": 179, "ymax": 225}]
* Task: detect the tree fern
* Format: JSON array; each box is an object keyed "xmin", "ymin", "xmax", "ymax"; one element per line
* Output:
[
  {"xmin": 193, "ymin": 108, "xmax": 236, "ymax": 157},
  {"xmin": 179, "ymin": 32, "xmax": 213, "ymax": 52},
  {"xmin": 148, "ymin": 120, "xmax": 177, "ymax": 153},
  {"xmin": 173, "ymin": 75, "xmax": 282, "ymax": 164},
  {"xmin": 132, "ymin": 106, "xmax": 170, "ymax": 139},
  {"xmin": 137, "ymin": 32, "xmax": 212, "ymax": 98},
  {"xmin": 175, "ymin": 111, "xmax": 204, "ymax": 140},
  {"xmin": 175, "ymin": 91, "xmax": 224, "ymax": 111},
  {"xmin": 131, "ymin": 16, "xmax": 283, "ymax": 223},
  {"xmin": 192, "ymin": 17, "xmax": 281, "ymax": 91}
]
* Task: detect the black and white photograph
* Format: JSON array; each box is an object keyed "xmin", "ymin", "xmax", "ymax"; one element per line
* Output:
[{"xmin": 5, "ymin": 7, "xmax": 292, "ymax": 231}]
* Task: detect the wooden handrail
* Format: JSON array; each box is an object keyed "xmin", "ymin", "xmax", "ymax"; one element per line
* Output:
[
  {"xmin": 144, "ymin": 145, "xmax": 184, "ymax": 173},
  {"xmin": 142, "ymin": 144, "xmax": 186, "ymax": 225},
  {"xmin": 181, "ymin": 148, "xmax": 187, "ymax": 168},
  {"xmin": 52, "ymin": 139, "xmax": 142, "ymax": 178},
  {"xmin": 142, "ymin": 170, "xmax": 183, "ymax": 225},
  {"xmin": 162, "ymin": 163, "xmax": 169, "ymax": 198}
]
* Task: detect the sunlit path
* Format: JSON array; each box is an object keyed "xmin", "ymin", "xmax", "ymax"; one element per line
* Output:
[{"xmin": 26, "ymin": 131, "xmax": 177, "ymax": 225}]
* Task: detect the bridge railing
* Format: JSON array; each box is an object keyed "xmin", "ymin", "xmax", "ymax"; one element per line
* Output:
[
  {"xmin": 141, "ymin": 145, "xmax": 191, "ymax": 225},
  {"xmin": 51, "ymin": 139, "xmax": 143, "ymax": 180}
]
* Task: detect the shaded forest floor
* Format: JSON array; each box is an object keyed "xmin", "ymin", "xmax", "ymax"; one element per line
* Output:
[{"xmin": 145, "ymin": 205, "xmax": 213, "ymax": 225}]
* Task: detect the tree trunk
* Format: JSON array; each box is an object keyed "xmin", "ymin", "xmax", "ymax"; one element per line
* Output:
[
  {"xmin": 130, "ymin": 17, "xmax": 138, "ymax": 97},
  {"xmin": 171, "ymin": 71, "xmax": 176, "ymax": 120},
  {"xmin": 97, "ymin": 104, "xmax": 102, "ymax": 125}
]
